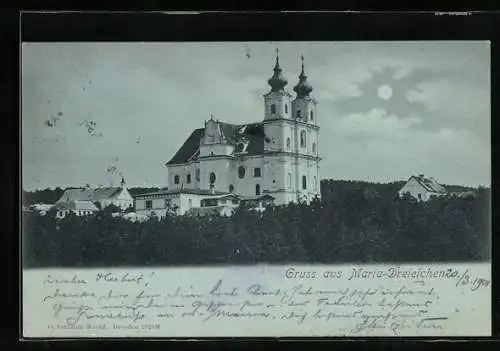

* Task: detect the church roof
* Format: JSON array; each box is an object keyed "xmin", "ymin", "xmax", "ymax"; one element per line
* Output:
[
  {"xmin": 166, "ymin": 128, "xmax": 205, "ymax": 165},
  {"xmin": 56, "ymin": 187, "xmax": 124, "ymax": 203},
  {"xmin": 165, "ymin": 121, "xmax": 266, "ymax": 165}
]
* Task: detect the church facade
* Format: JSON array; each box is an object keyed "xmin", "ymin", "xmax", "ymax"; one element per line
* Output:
[{"xmin": 165, "ymin": 53, "xmax": 321, "ymax": 206}]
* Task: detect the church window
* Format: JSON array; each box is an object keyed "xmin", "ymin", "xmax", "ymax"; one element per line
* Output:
[
  {"xmin": 254, "ymin": 167, "xmax": 261, "ymax": 177},
  {"xmin": 285, "ymin": 104, "xmax": 288, "ymax": 113},
  {"xmin": 302, "ymin": 175, "xmax": 307, "ymax": 190},
  {"xmin": 196, "ymin": 169, "xmax": 200, "ymax": 181},
  {"xmin": 300, "ymin": 130, "xmax": 306, "ymax": 148},
  {"xmin": 174, "ymin": 175, "xmax": 180, "ymax": 184},
  {"xmin": 255, "ymin": 184, "xmax": 261, "ymax": 196},
  {"xmin": 209, "ymin": 172, "xmax": 216, "ymax": 184},
  {"xmin": 312, "ymin": 142, "xmax": 316, "ymax": 153},
  {"xmin": 146, "ymin": 200, "xmax": 152, "ymax": 209},
  {"xmin": 271, "ymin": 104, "xmax": 276, "ymax": 115},
  {"xmin": 296, "ymin": 110, "xmax": 301, "ymax": 118},
  {"xmin": 310, "ymin": 110, "xmax": 314, "ymax": 121},
  {"xmin": 286, "ymin": 137, "xmax": 291, "ymax": 150},
  {"xmin": 238, "ymin": 166, "xmax": 246, "ymax": 179},
  {"xmin": 186, "ymin": 174, "xmax": 191, "ymax": 184},
  {"xmin": 229, "ymin": 184, "xmax": 234, "ymax": 192},
  {"xmin": 287, "ymin": 173, "xmax": 292, "ymax": 187}
]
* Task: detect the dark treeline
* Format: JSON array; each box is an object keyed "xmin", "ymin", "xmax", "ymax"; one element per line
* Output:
[{"xmin": 22, "ymin": 180, "xmax": 490, "ymax": 267}]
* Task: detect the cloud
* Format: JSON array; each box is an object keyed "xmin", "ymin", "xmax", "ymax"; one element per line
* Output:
[
  {"xmin": 331, "ymin": 108, "xmax": 422, "ymax": 142},
  {"xmin": 406, "ymin": 78, "xmax": 489, "ymax": 120},
  {"xmin": 321, "ymin": 108, "xmax": 489, "ymax": 186}
]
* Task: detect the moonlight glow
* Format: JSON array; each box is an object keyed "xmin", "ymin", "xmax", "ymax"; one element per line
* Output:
[{"xmin": 377, "ymin": 85, "xmax": 393, "ymax": 100}]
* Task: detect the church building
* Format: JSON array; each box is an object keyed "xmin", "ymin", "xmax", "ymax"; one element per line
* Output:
[{"xmin": 165, "ymin": 52, "xmax": 321, "ymax": 206}]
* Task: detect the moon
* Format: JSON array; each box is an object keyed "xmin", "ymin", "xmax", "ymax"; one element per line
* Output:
[{"xmin": 377, "ymin": 85, "xmax": 393, "ymax": 100}]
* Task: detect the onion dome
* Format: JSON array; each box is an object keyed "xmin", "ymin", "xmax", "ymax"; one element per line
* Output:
[
  {"xmin": 293, "ymin": 55, "xmax": 313, "ymax": 98},
  {"xmin": 267, "ymin": 48, "xmax": 288, "ymax": 92}
]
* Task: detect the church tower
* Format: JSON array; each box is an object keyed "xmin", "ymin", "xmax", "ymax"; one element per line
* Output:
[
  {"xmin": 262, "ymin": 49, "xmax": 293, "ymax": 153},
  {"xmin": 263, "ymin": 49, "xmax": 293, "ymax": 122},
  {"xmin": 291, "ymin": 56, "xmax": 320, "ymax": 203}
]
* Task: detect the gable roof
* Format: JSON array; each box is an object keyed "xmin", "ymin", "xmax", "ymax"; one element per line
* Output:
[
  {"xmin": 52, "ymin": 200, "xmax": 99, "ymax": 211},
  {"xmin": 165, "ymin": 121, "xmax": 266, "ymax": 165},
  {"xmin": 409, "ymin": 175, "xmax": 447, "ymax": 193},
  {"xmin": 57, "ymin": 187, "xmax": 124, "ymax": 203}
]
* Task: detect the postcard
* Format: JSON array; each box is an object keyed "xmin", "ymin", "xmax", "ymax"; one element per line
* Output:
[{"xmin": 21, "ymin": 41, "xmax": 491, "ymax": 337}]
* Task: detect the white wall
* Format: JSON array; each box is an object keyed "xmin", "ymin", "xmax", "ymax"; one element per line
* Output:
[
  {"xmin": 168, "ymin": 163, "xmax": 199, "ymax": 189},
  {"xmin": 199, "ymin": 144, "xmax": 234, "ymax": 158},
  {"xmin": 135, "ymin": 195, "xmax": 181, "ymax": 216},
  {"xmin": 99, "ymin": 188, "xmax": 134, "ymax": 210},
  {"xmin": 291, "ymin": 97, "xmax": 317, "ymax": 126}
]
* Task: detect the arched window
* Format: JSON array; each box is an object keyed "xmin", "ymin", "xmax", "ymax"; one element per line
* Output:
[
  {"xmin": 300, "ymin": 130, "xmax": 306, "ymax": 148},
  {"xmin": 285, "ymin": 104, "xmax": 288, "ymax": 113},
  {"xmin": 229, "ymin": 184, "xmax": 234, "ymax": 193},
  {"xmin": 186, "ymin": 174, "xmax": 191, "ymax": 184},
  {"xmin": 209, "ymin": 172, "xmax": 216, "ymax": 184},
  {"xmin": 174, "ymin": 175, "xmax": 180, "ymax": 184},
  {"xmin": 287, "ymin": 173, "xmax": 292, "ymax": 187},
  {"xmin": 310, "ymin": 110, "xmax": 314, "ymax": 121},
  {"xmin": 286, "ymin": 137, "xmax": 291, "ymax": 150},
  {"xmin": 296, "ymin": 110, "xmax": 301, "ymax": 118},
  {"xmin": 302, "ymin": 175, "xmax": 307, "ymax": 190},
  {"xmin": 196, "ymin": 169, "xmax": 200, "ymax": 181},
  {"xmin": 312, "ymin": 142, "xmax": 316, "ymax": 153},
  {"xmin": 255, "ymin": 184, "xmax": 261, "ymax": 196},
  {"xmin": 270, "ymin": 104, "xmax": 276, "ymax": 115},
  {"xmin": 238, "ymin": 166, "xmax": 246, "ymax": 179}
]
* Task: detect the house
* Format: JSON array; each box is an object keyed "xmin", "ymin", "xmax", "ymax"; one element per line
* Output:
[
  {"xmin": 135, "ymin": 187, "xmax": 276, "ymax": 218},
  {"xmin": 52, "ymin": 200, "xmax": 99, "ymax": 219},
  {"xmin": 163, "ymin": 53, "xmax": 321, "ymax": 207},
  {"xmin": 55, "ymin": 177, "xmax": 134, "ymax": 211},
  {"xmin": 398, "ymin": 174, "xmax": 447, "ymax": 201},
  {"xmin": 134, "ymin": 188, "xmax": 240, "ymax": 217}
]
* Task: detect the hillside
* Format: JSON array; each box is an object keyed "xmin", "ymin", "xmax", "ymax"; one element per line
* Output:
[{"xmin": 22, "ymin": 179, "xmax": 470, "ymax": 205}]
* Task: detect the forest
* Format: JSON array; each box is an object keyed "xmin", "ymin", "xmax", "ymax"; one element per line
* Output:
[{"xmin": 22, "ymin": 180, "xmax": 490, "ymax": 267}]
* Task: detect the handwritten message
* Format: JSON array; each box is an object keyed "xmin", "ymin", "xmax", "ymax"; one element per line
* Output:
[{"xmin": 23, "ymin": 264, "xmax": 491, "ymax": 337}]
